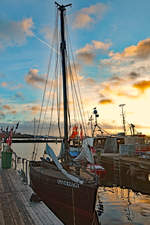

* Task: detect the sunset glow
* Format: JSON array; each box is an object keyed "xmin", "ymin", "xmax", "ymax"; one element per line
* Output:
[{"xmin": 1, "ymin": 0, "xmax": 150, "ymax": 135}]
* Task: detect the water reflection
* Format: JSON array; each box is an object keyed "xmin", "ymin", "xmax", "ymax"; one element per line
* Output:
[
  {"xmin": 97, "ymin": 159, "xmax": 150, "ymax": 225},
  {"xmin": 100, "ymin": 159, "xmax": 150, "ymax": 195}
]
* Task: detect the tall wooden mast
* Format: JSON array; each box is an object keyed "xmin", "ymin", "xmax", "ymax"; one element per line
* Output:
[{"xmin": 55, "ymin": 2, "xmax": 72, "ymax": 158}]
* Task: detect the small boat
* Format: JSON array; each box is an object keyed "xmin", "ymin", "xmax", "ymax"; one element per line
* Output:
[{"xmin": 29, "ymin": 2, "xmax": 100, "ymax": 225}]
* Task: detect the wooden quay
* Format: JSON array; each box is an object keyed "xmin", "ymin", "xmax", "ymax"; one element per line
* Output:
[{"xmin": 0, "ymin": 159, "xmax": 64, "ymax": 225}]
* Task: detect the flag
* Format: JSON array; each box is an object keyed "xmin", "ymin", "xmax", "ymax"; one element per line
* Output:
[
  {"xmin": 69, "ymin": 125, "xmax": 78, "ymax": 139},
  {"xmin": 6, "ymin": 128, "xmax": 13, "ymax": 146}
]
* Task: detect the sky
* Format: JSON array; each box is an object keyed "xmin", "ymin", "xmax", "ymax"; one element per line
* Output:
[{"xmin": 1, "ymin": 0, "xmax": 150, "ymax": 135}]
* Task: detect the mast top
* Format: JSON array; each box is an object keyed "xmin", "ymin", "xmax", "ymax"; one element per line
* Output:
[{"xmin": 55, "ymin": 2, "xmax": 72, "ymax": 10}]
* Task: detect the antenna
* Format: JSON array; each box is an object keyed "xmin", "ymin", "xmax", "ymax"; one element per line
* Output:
[
  {"xmin": 89, "ymin": 107, "xmax": 104, "ymax": 137},
  {"xmin": 119, "ymin": 104, "xmax": 126, "ymax": 135}
]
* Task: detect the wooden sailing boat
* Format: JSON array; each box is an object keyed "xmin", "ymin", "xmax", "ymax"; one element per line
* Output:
[{"xmin": 29, "ymin": 2, "xmax": 100, "ymax": 225}]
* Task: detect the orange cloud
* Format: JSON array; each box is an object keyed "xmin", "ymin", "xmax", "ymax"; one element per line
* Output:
[
  {"xmin": 25, "ymin": 68, "xmax": 45, "ymax": 88},
  {"xmin": 99, "ymin": 99, "xmax": 114, "ymax": 104},
  {"xmin": 3, "ymin": 105, "xmax": 11, "ymax": 110},
  {"xmin": 20, "ymin": 18, "xmax": 33, "ymax": 36},
  {"xmin": 133, "ymin": 80, "xmax": 150, "ymax": 93},
  {"xmin": 1, "ymin": 82, "xmax": 8, "ymax": 87},
  {"xmin": 30, "ymin": 105, "xmax": 41, "ymax": 114},
  {"xmin": 77, "ymin": 40, "xmax": 111, "ymax": 64},
  {"xmin": 100, "ymin": 79, "xmax": 141, "ymax": 100},
  {"xmin": 110, "ymin": 38, "xmax": 150, "ymax": 60}
]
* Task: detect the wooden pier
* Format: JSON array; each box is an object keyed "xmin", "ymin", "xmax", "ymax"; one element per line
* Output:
[{"xmin": 0, "ymin": 161, "xmax": 64, "ymax": 225}]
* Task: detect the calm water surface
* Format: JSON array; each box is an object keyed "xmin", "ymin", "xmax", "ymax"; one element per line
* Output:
[
  {"xmin": 12, "ymin": 143, "xmax": 150, "ymax": 225},
  {"xmin": 97, "ymin": 187, "xmax": 150, "ymax": 225}
]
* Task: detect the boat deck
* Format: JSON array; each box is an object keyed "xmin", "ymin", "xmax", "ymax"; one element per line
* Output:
[
  {"xmin": 0, "ymin": 162, "xmax": 64, "ymax": 225},
  {"xmin": 31, "ymin": 161, "xmax": 95, "ymax": 183}
]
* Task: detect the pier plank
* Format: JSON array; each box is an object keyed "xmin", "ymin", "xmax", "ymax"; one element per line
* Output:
[{"xmin": 0, "ymin": 165, "xmax": 64, "ymax": 225}]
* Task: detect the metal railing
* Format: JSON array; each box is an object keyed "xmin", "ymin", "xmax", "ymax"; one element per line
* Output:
[{"xmin": 12, "ymin": 151, "xmax": 30, "ymax": 185}]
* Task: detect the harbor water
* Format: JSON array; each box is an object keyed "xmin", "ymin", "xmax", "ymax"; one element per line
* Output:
[
  {"xmin": 12, "ymin": 143, "xmax": 150, "ymax": 225},
  {"xmin": 97, "ymin": 186, "xmax": 150, "ymax": 225}
]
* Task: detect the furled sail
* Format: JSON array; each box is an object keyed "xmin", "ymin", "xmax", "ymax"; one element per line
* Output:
[
  {"xmin": 73, "ymin": 138, "xmax": 94, "ymax": 164},
  {"xmin": 45, "ymin": 143, "xmax": 83, "ymax": 184}
]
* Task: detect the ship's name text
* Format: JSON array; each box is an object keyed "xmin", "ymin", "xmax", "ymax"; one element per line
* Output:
[{"xmin": 57, "ymin": 179, "xmax": 80, "ymax": 188}]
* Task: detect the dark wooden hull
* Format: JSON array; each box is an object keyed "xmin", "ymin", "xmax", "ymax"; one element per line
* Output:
[{"xmin": 29, "ymin": 161, "xmax": 100, "ymax": 225}]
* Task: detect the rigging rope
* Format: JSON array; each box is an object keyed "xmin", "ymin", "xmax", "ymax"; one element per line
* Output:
[
  {"xmin": 66, "ymin": 18, "xmax": 88, "ymax": 133},
  {"xmin": 32, "ymin": 8, "xmax": 59, "ymax": 160},
  {"xmin": 32, "ymin": 6, "xmax": 93, "ymax": 160}
]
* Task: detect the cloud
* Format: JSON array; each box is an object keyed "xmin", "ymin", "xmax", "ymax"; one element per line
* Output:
[
  {"xmin": 11, "ymin": 110, "xmax": 17, "ymax": 114},
  {"xmin": 21, "ymin": 18, "xmax": 33, "ymax": 36},
  {"xmin": 10, "ymin": 84, "xmax": 23, "ymax": 90},
  {"xmin": 100, "ymin": 39, "xmax": 150, "ymax": 86},
  {"xmin": 1, "ymin": 81, "xmax": 23, "ymax": 90},
  {"xmin": 0, "ymin": 18, "xmax": 34, "ymax": 49},
  {"xmin": 77, "ymin": 52, "xmax": 95, "ymax": 65},
  {"xmin": 2, "ymin": 105, "xmax": 12, "ymax": 110},
  {"xmin": 77, "ymin": 40, "xmax": 111, "ymax": 64},
  {"xmin": 1, "ymin": 82, "xmax": 8, "ymax": 87},
  {"xmin": 99, "ymin": 99, "xmax": 114, "ymax": 104},
  {"xmin": 1, "ymin": 105, "xmax": 17, "ymax": 116},
  {"xmin": 73, "ymin": 3, "xmax": 108, "ymax": 29},
  {"xmin": 73, "ymin": 14, "xmax": 93, "ymax": 29},
  {"xmin": 25, "ymin": 64, "xmax": 82, "ymax": 94},
  {"xmin": 25, "ymin": 68, "xmax": 45, "ymax": 88},
  {"xmin": 99, "ymin": 72, "xmax": 144, "ymax": 100},
  {"xmin": 30, "ymin": 105, "xmax": 41, "ymax": 114},
  {"xmin": 128, "ymin": 72, "xmax": 141, "ymax": 80},
  {"xmin": 40, "ymin": 26, "xmax": 53, "ymax": 41},
  {"xmin": 98, "ymin": 38, "xmax": 150, "ymax": 101},
  {"xmin": 110, "ymin": 38, "xmax": 150, "ymax": 60},
  {"xmin": 133, "ymin": 80, "xmax": 150, "ymax": 93}
]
